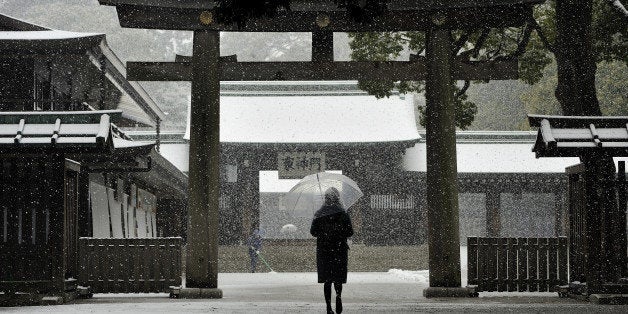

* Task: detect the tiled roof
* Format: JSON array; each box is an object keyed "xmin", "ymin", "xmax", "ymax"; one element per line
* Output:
[
  {"xmin": 184, "ymin": 93, "xmax": 421, "ymax": 144},
  {"xmin": 529, "ymin": 115, "xmax": 628, "ymax": 157},
  {"xmin": 0, "ymin": 111, "xmax": 116, "ymax": 151}
]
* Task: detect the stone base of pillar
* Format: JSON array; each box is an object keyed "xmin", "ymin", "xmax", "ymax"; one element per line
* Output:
[
  {"xmin": 423, "ymin": 286, "xmax": 478, "ymax": 298},
  {"xmin": 589, "ymin": 294, "xmax": 628, "ymax": 305},
  {"xmin": 0, "ymin": 289, "xmax": 80, "ymax": 306},
  {"xmin": 171, "ymin": 287, "xmax": 223, "ymax": 299}
]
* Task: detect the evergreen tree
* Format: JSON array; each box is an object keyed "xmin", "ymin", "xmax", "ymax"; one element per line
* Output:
[{"xmin": 347, "ymin": 0, "xmax": 626, "ymax": 129}]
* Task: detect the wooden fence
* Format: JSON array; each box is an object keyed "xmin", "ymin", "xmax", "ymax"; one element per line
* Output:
[
  {"xmin": 467, "ymin": 237, "xmax": 568, "ymax": 292},
  {"xmin": 78, "ymin": 237, "xmax": 182, "ymax": 293}
]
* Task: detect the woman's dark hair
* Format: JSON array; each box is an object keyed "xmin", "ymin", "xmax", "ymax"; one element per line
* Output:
[{"xmin": 324, "ymin": 187, "xmax": 341, "ymax": 206}]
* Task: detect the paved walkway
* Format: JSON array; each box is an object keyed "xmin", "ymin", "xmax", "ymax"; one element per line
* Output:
[{"xmin": 4, "ymin": 272, "xmax": 628, "ymax": 313}]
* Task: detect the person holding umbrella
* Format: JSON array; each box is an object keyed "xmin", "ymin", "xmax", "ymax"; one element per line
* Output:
[{"xmin": 310, "ymin": 187, "xmax": 354, "ymax": 314}]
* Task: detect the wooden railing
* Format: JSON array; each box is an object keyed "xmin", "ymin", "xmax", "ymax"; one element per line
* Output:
[
  {"xmin": 467, "ymin": 237, "xmax": 568, "ymax": 292},
  {"xmin": 78, "ymin": 238, "xmax": 182, "ymax": 293}
]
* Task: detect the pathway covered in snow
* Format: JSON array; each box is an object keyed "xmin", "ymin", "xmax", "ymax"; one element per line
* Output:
[
  {"xmin": 4, "ymin": 271, "xmax": 625, "ymax": 313},
  {"xmin": 5, "ymin": 248, "xmax": 628, "ymax": 313}
]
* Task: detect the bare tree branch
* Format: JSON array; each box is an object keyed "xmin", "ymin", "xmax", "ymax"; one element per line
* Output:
[
  {"xmin": 607, "ymin": 0, "xmax": 628, "ymax": 17},
  {"xmin": 472, "ymin": 29, "xmax": 491, "ymax": 59},
  {"xmin": 496, "ymin": 23, "xmax": 533, "ymax": 60},
  {"xmin": 487, "ymin": 30, "xmax": 505, "ymax": 59},
  {"xmin": 452, "ymin": 31, "xmax": 471, "ymax": 56},
  {"xmin": 529, "ymin": 17, "xmax": 555, "ymax": 54},
  {"xmin": 458, "ymin": 28, "xmax": 490, "ymax": 60},
  {"xmin": 456, "ymin": 81, "xmax": 470, "ymax": 98}
]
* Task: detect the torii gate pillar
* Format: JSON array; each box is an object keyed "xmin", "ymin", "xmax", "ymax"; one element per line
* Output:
[
  {"xmin": 183, "ymin": 30, "xmax": 222, "ymax": 298},
  {"xmin": 423, "ymin": 27, "xmax": 471, "ymax": 298}
]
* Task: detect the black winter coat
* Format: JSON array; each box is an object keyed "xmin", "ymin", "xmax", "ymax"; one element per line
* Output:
[{"xmin": 310, "ymin": 208, "xmax": 354, "ymax": 283}]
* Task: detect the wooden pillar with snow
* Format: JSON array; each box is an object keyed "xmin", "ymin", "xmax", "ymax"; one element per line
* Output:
[
  {"xmin": 423, "ymin": 26, "xmax": 464, "ymax": 294},
  {"xmin": 184, "ymin": 30, "xmax": 223, "ymax": 296}
]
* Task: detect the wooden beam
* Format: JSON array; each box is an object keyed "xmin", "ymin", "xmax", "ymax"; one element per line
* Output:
[
  {"xmin": 127, "ymin": 59, "xmax": 518, "ymax": 81},
  {"xmin": 100, "ymin": 0, "xmax": 544, "ymax": 10},
  {"xmin": 223, "ymin": 61, "xmax": 429, "ymax": 81},
  {"xmin": 127, "ymin": 62, "xmax": 190, "ymax": 81},
  {"xmin": 175, "ymin": 54, "xmax": 237, "ymax": 63},
  {"xmin": 112, "ymin": 4, "xmax": 533, "ymax": 31}
]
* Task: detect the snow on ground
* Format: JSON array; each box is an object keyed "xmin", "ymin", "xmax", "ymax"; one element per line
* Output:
[
  {"xmin": 387, "ymin": 269, "xmax": 429, "ymax": 283},
  {"xmin": 388, "ymin": 246, "xmax": 466, "ymax": 284},
  {"xmin": 5, "ymin": 270, "xmax": 625, "ymax": 314}
]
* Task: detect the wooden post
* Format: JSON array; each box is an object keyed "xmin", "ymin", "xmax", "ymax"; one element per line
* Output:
[
  {"xmin": 238, "ymin": 161, "xmax": 259, "ymax": 239},
  {"xmin": 617, "ymin": 161, "xmax": 627, "ymax": 278},
  {"xmin": 467, "ymin": 237, "xmax": 478, "ymax": 285},
  {"xmin": 77, "ymin": 171, "xmax": 91, "ymax": 237},
  {"xmin": 423, "ymin": 27, "xmax": 464, "ymax": 295},
  {"xmin": 48, "ymin": 156, "xmax": 66, "ymax": 293},
  {"xmin": 486, "ymin": 190, "xmax": 501, "ymax": 237},
  {"xmin": 581, "ymin": 154, "xmax": 609, "ymax": 294},
  {"xmin": 247, "ymin": 166, "xmax": 260, "ymax": 235},
  {"xmin": 185, "ymin": 30, "xmax": 222, "ymax": 297},
  {"xmin": 553, "ymin": 188, "xmax": 564, "ymax": 237},
  {"xmin": 608, "ymin": 161, "xmax": 627, "ymax": 280}
]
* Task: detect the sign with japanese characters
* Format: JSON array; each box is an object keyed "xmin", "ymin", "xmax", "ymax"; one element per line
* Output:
[{"xmin": 278, "ymin": 152, "xmax": 325, "ymax": 179}]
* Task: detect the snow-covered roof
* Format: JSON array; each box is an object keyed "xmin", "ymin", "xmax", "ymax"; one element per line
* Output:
[
  {"xmin": 112, "ymin": 138, "xmax": 154, "ymax": 149},
  {"xmin": 0, "ymin": 14, "xmax": 163, "ymax": 127},
  {"xmin": 403, "ymin": 143, "xmax": 628, "ymax": 173},
  {"xmin": 0, "ymin": 111, "xmax": 115, "ymax": 151},
  {"xmin": 529, "ymin": 114, "xmax": 628, "ymax": 157},
  {"xmin": 158, "ymin": 143, "xmax": 189, "ymax": 173},
  {"xmin": 184, "ymin": 93, "xmax": 420, "ymax": 144},
  {"xmin": 0, "ymin": 29, "xmax": 104, "ymax": 55},
  {"xmin": 0, "ymin": 13, "xmax": 47, "ymax": 31},
  {"xmin": 0, "ymin": 30, "xmax": 102, "ymax": 40},
  {"xmin": 94, "ymin": 40, "xmax": 165, "ymax": 125}
]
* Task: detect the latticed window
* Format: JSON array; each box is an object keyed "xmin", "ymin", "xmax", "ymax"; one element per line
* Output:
[{"xmin": 370, "ymin": 194, "xmax": 415, "ymax": 210}]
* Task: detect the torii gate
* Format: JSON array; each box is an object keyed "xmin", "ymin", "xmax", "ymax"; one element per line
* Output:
[{"xmin": 99, "ymin": 0, "xmax": 541, "ymax": 298}]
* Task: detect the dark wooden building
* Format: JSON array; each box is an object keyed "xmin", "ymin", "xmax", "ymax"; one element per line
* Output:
[
  {"xmin": 0, "ymin": 13, "xmax": 164, "ymax": 127},
  {"xmin": 214, "ymin": 81, "xmax": 420, "ymax": 244},
  {"xmin": 0, "ymin": 15, "xmax": 187, "ymax": 299},
  {"xmin": 530, "ymin": 115, "xmax": 628, "ymax": 295}
]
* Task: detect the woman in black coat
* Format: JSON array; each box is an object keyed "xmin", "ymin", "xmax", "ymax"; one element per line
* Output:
[{"xmin": 310, "ymin": 187, "xmax": 354, "ymax": 314}]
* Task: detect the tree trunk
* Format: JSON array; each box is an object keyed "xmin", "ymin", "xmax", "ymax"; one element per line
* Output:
[
  {"xmin": 555, "ymin": 0, "xmax": 624, "ymax": 292},
  {"xmin": 555, "ymin": 0, "xmax": 601, "ymax": 115}
]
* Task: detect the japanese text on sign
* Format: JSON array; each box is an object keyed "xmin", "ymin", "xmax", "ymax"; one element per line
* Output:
[{"xmin": 278, "ymin": 152, "xmax": 325, "ymax": 179}]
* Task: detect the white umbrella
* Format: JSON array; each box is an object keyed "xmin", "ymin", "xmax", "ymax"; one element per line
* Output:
[
  {"xmin": 280, "ymin": 224, "xmax": 298, "ymax": 234},
  {"xmin": 285, "ymin": 172, "xmax": 363, "ymax": 218}
]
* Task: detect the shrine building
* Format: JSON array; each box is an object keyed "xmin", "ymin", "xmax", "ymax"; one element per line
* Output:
[
  {"xmin": 0, "ymin": 14, "xmax": 188, "ymax": 290},
  {"xmin": 130, "ymin": 81, "xmax": 628, "ymax": 245}
]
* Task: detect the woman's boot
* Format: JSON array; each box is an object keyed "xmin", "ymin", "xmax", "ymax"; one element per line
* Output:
[
  {"xmin": 324, "ymin": 282, "xmax": 334, "ymax": 313},
  {"xmin": 334, "ymin": 282, "xmax": 343, "ymax": 314},
  {"xmin": 326, "ymin": 301, "xmax": 334, "ymax": 314}
]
